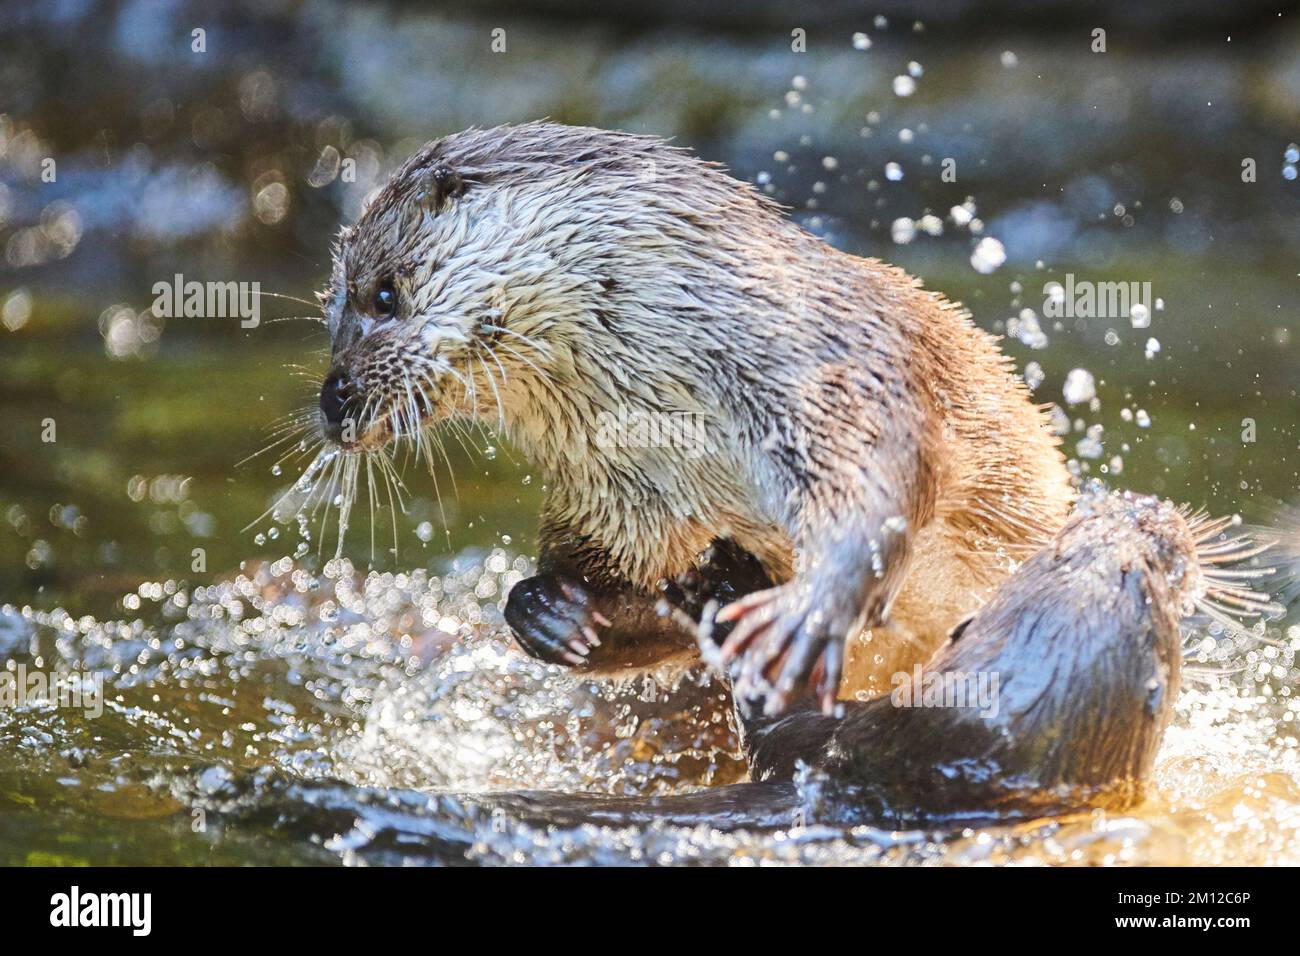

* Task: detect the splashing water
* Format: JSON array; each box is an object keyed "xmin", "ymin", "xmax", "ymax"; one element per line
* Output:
[{"xmin": 2, "ymin": 546, "xmax": 1296, "ymax": 865}]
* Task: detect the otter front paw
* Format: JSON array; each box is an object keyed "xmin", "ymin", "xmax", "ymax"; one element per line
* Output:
[
  {"xmin": 715, "ymin": 583, "xmax": 845, "ymax": 717},
  {"xmin": 504, "ymin": 574, "xmax": 609, "ymax": 667}
]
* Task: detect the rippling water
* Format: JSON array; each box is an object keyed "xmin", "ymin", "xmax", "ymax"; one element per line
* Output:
[{"xmin": 3, "ymin": 548, "xmax": 1296, "ymax": 866}]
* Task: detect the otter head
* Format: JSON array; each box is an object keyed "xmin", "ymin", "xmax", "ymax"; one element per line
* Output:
[
  {"xmin": 316, "ymin": 149, "xmax": 477, "ymax": 449},
  {"xmin": 315, "ymin": 121, "xmax": 761, "ymax": 457},
  {"xmin": 1067, "ymin": 486, "xmax": 1281, "ymax": 626},
  {"xmin": 1069, "ymin": 488, "xmax": 1202, "ymax": 615}
]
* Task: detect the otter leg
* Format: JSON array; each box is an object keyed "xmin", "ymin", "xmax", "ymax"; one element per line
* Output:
[
  {"xmin": 715, "ymin": 366, "xmax": 937, "ymax": 717},
  {"xmin": 505, "ymin": 531, "xmax": 772, "ymax": 673},
  {"xmin": 718, "ymin": 480, "xmax": 923, "ymax": 716}
]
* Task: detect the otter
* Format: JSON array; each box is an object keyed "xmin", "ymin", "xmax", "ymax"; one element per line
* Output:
[
  {"xmin": 310, "ymin": 122, "xmax": 1277, "ymax": 819},
  {"xmin": 317, "ymin": 121, "xmax": 1073, "ymax": 717},
  {"xmin": 729, "ymin": 490, "xmax": 1208, "ymax": 822}
]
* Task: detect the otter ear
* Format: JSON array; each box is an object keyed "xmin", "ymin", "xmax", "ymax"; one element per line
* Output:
[{"xmin": 414, "ymin": 161, "xmax": 465, "ymax": 213}]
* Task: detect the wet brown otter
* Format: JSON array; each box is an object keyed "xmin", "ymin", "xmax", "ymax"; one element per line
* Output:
[
  {"xmin": 316, "ymin": 121, "xmax": 1073, "ymax": 716},
  {"xmin": 310, "ymin": 122, "xmax": 1278, "ymax": 819},
  {"xmin": 727, "ymin": 490, "xmax": 1229, "ymax": 822}
]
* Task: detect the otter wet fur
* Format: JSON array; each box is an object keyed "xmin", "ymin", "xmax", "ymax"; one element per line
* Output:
[
  {"xmin": 731, "ymin": 490, "xmax": 1245, "ymax": 823},
  {"xmin": 309, "ymin": 121, "xmax": 1279, "ymax": 819}
]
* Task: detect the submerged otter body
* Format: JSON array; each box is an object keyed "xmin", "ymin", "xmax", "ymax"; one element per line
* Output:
[
  {"xmin": 732, "ymin": 491, "xmax": 1196, "ymax": 823},
  {"xmin": 312, "ymin": 122, "xmax": 1273, "ymax": 820}
]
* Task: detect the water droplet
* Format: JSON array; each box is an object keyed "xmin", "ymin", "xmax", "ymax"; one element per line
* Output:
[
  {"xmin": 1076, "ymin": 434, "xmax": 1103, "ymax": 459},
  {"xmin": 1000, "ymin": 50, "xmax": 1019, "ymax": 68},
  {"xmin": 892, "ymin": 75, "xmax": 916, "ymax": 97},
  {"xmin": 1012, "ymin": 309, "xmax": 1047, "ymax": 349},
  {"xmin": 415, "ymin": 521, "xmax": 434, "ymax": 543},
  {"xmin": 1063, "ymin": 368, "xmax": 1096, "ymax": 405},
  {"xmin": 918, "ymin": 214, "xmax": 943, "ymax": 236},
  {"xmin": 884, "ymin": 161, "xmax": 904, "ymax": 181},
  {"xmin": 969, "ymin": 237, "xmax": 1006, "ymax": 274},
  {"xmin": 1129, "ymin": 302, "xmax": 1150, "ymax": 328},
  {"xmin": 1023, "ymin": 361, "xmax": 1044, "ymax": 390},
  {"xmin": 890, "ymin": 217, "xmax": 916, "ymax": 244},
  {"xmin": 852, "ymin": 32, "xmax": 872, "ymax": 50}
]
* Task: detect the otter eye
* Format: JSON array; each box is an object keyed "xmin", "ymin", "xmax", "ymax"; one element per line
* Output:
[{"xmin": 373, "ymin": 280, "xmax": 398, "ymax": 318}]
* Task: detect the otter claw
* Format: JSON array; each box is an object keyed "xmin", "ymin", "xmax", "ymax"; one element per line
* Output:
[
  {"xmin": 715, "ymin": 584, "xmax": 842, "ymax": 717},
  {"xmin": 504, "ymin": 574, "xmax": 607, "ymax": 667}
]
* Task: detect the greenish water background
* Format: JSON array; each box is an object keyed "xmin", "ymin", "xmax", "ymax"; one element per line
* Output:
[{"xmin": 3, "ymin": 2, "xmax": 1298, "ymax": 613}]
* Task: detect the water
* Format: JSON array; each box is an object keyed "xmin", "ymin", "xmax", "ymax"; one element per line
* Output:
[
  {"xmin": 4, "ymin": 551, "xmax": 1297, "ymax": 865},
  {"xmin": 2, "ymin": 3, "xmax": 1298, "ymax": 864}
]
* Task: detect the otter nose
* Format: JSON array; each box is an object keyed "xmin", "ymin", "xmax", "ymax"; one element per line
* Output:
[{"xmin": 319, "ymin": 369, "xmax": 357, "ymax": 440}]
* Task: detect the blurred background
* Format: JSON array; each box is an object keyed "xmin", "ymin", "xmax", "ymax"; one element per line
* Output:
[{"xmin": 2, "ymin": 0, "xmax": 1298, "ymax": 615}]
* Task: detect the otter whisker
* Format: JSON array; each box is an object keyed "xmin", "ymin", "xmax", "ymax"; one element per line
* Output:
[
  {"xmin": 243, "ymin": 443, "xmax": 336, "ymax": 537},
  {"xmin": 364, "ymin": 453, "xmax": 379, "ymax": 562},
  {"xmin": 335, "ymin": 453, "xmax": 362, "ymax": 559},
  {"xmin": 1181, "ymin": 665, "xmax": 1246, "ymax": 685},
  {"xmin": 480, "ymin": 339, "xmax": 510, "ymax": 387},
  {"xmin": 236, "ymin": 404, "xmax": 320, "ymax": 468},
  {"xmin": 1203, "ymin": 586, "xmax": 1280, "ymax": 613},
  {"xmin": 478, "ymin": 323, "xmax": 552, "ymax": 358},
  {"xmin": 311, "ymin": 452, "xmax": 342, "ymax": 558},
  {"xmin": 236, "ymin": 422, "xmax": 314, "ymax": 469},
  {"xmin": 439, "ymin": 417, "xmax": 479, "ymax": 465},
  {"xmin": 1196, "ymin": 539, "xmax": 1276, "ymax": 564},
  {"xmin": 396, "ymin": 368, "xmax": 465, "ymax": 504},
  {"xmin": 376, "ymin": 450, "xmax": 405, "ymax": 559},
  {"xmin": 487, "ymin": 337, "xmax": 549, "ymax": 381},
  {"xmin": 252, "ymin": 290, "xmax": 325, "ymax": 310},
  {"xmin": 476, "ymin": 353, "xmax": 507, "ymax": 431},
  {"xmin": 422, "ymin": 430, "xmax": 454, "ymax": 550},
  {"xmin": 259, "ymin": 315, "xmax": 328, "ymax": 327}
]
